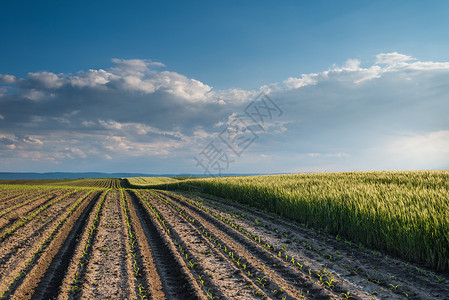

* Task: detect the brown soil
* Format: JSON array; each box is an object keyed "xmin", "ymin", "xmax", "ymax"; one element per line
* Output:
[
  {"xmin": 128, "ymin": 190, "xmax": 207, "ymax": 300},
  {"xmin": 132, "ymin": 190, "xmax": 263, "ymax": 299},
  {"xmin": 62, "ymin": 190, "xmax": 135, "ymax": 300},
  {"xmin": 5, "ymin": 191, "xmax": 99, "ymax": 299},
  {"xmin": 0, "ymin": 190, "xmax": 63, "ymax": 233},
  {"xmin": 0, "ymin": 190, "xmax": 36, "ymax": 207},
  {"xmin": 0, "ymin": 191, "xmax": 89, "ymax": 292},
  {"xmin": 1, "ymin": 187, "xmax": 447, "ymax": 300},
  {"xmin": 0, "ymin": 189, "xmax": 53, "ymax": 217},
  {"xmin": 170, "ymin": 190, "xmax": 449, "ymax": 300}
]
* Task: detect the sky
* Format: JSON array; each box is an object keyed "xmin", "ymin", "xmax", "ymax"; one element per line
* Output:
[{"xmin": 1, "ymin": 0, "xmax": 448, "ymax": 174}]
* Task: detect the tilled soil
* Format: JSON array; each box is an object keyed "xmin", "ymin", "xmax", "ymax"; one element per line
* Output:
[
  {"xmin": 69, "ymin": 190, "xmax": 135, "ymax": 300},
  {"xmin": 1, "ymin": 187, "xmax": 448, "ymax": 300},
  {"xmin": 165, "ymin": 190, "xmax": 449, "ymax": 300},
  {"xmin": 0, "ymin": 191, "xmax": 89, "ymax": 294}
]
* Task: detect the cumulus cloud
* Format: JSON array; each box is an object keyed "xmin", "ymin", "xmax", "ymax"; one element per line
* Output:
[
  {"xmin": 70, "ymin": 69, "xmax": 116, "ymax": 88},
  {"xmin": 0, "ymin": 53, "xmax": 448, "ymax": 172},
  {"xmin": 1, "ymin": 59, "xmax": 215, "ymax": 103},
  {"xmin": 284, "ymin": 74, "xmax": 318, "ymax": 89},
  {"xmin": 375, "ymin": 52, "xmax": 415, "ymax": 65},
  {"xmin": 28, "ymin": 71, "xmax": 65, "ymax": 89},
  {"xmin": 0, "ymin": 74, "xmax": 17, "ymax": 84}
]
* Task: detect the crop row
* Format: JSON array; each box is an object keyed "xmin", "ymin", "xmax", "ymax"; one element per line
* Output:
[
  {"xmin": 133, "ymin": 190, "xmax": 219, "ymax": 299},
  {"xmin": 166, "ymin": 191, "xmax": 394, "ymax": 298},
  {"xmin": 147, "ymin": 190, "xmax": 343, "ymax": 299},
  {"xmin": 0, "ymin": 189, "xmax": 60, "ymax": 219},
  {"xmin": 142, "ymin": 190, "xmax": 275, "ymax": 298},
  {"xmin": 152, "ymin": 171, "xmax": 449, "ymax": 271},
  {"xmin": 54, "ymin": 178, "xmax": 122, "ymax": 189},
  {"xmin": 120, "ymin": 189, "xmax": 150, "ymax": 299},
  {"xmin": 0, "ymin": 190, "xmax": 96, "ymax": 298},
  {"xmin": 70, "ymin": 189, "xmax": 109, "ymax": 294},
  {"xmin": 166, "ymin": 191, "xmax": 335, "ymax": 275},
  {"xmin": 0, "ymin": 190, "xmax": 79, "ymax": 242}
]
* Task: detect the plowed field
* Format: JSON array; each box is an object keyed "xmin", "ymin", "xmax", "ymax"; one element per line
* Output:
[{"xmin": 0, "ymin": 179, "xmax": 447, "ymax": 299}]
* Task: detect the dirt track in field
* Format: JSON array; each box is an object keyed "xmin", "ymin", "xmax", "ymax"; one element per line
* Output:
[{"xmin": 1, "ymin": 184, "xmax": 448, "ymax": 299}]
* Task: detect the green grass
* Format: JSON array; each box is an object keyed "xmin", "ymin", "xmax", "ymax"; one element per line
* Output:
[
  {"xmin": 148, "ymin": 170, "xmax": 449, "ymax": 271},
  {"xmin": 0, "ymin": 179, "xmax": 78, "ymax": 185},
  {"xmin": 126, "ymin": 177, "xmax": 181, "ymax": 188}
]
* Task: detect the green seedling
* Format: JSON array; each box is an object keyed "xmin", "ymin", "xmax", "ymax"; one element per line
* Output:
[{"xmin": 341, "ymin": 292, "xmax": 354, "ymax": 299}]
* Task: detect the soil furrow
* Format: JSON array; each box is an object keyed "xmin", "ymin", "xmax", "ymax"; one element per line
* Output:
[
  {"xmin": 0, "ymin": 194, "xmax": 62, "ymax": 235},
  {"xmin": 74, "ymin": 190, "xmax": 134, "ymax": 299},
  {"xmin": 123, "ymin": 190, "xmax": 166, "ymax": 300},
  {"xmin": 0, "ymin": 191, "xmax": 89, "ymax": 291},
  {"xmin": 129, "ymin": 190, "xmax": 206, "ymax": 300},
  {"xmin": 161, "ymin": 191, "xmax": 368, "ymax": 298},
  {"xmin": 0, "ymin": 190, "xmax": 22, "ymax": 202},
  {"xmin": 0, "ymin": 190, "xmax": 59, "ymax": 220},
  {"xmin": 7, "ymin": 190, "xmax": 101, "ymax": 300},
  {"xmin": 55, "ymin": 190, "xmax": 109, "ymax": 299},
  {"xmin": 154, "ymin": 190, "xmax": 346, "ymax": 300},
  {"xmin": 0, "ymin": 192, "xmax": 81, "ymax": 280},
  {"xmin": 183, "ymin": 191, "xmax": 449, "ymax": 300},
  {"xmin": 0, "ymin": 190, "xmax": 39, "ymax": 209},
  {"xmin": 120, "ymin": 190, "xmax": 154, "ymax": 299},
  {"xmin": 134, "ymin": 190, "xmax": 266, "ymax": 299},
  {"xmin": 29, "ymin": 191, "xmax": 102, "ymax": 299},
  {"xmin": 2, "ymin": 178, "xmax": 446, "ymax": 300},
  {"xmin": 0, "ymin": 191, "xmax": 75, "ymax": 243}
]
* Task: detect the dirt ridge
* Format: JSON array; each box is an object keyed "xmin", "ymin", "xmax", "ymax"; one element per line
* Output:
[
  {"xmin": 8, "ymin": 191, "xmax": 100, "ymax": 300},
  {"xmin": 129, "ymin": 190, "xmax": 206, "ymax": 300}
]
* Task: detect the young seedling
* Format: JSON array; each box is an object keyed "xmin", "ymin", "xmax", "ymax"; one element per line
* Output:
[{"xmin": 341, "ymin": 292, "xmax": 354, "ymax": 299}]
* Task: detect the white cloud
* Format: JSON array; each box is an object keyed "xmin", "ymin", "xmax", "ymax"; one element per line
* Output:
[
  {"xmin": 283, "ymin": 52, "xmax": 449, "ymax": 89},
  {"xmin": 386, "ymin": 131, "xmax": 449, "ymax": 165},
  {"xmin": 284, "ymin": 73, "xmax": 318, "ymax": 89},
  {"xmin": 1, "ymin": 59, "xmax": 214, "ymax": 103},
  {"xmin": 112, "ymin": 58, "xmax": 165, "ymax": 74},
  {"xmin": 51, "ymin": 117, "xmax": 71, "ymax": 124},
  {"xmin": 102, "ymin": 134, "xmax": 181, "ymax": 156},
  {"xmin": 70, "ymin": 69, "xmax": 116, "ymax": 88},
  {"xmin": 23, "ymin": 89, "xmax": 48, "ymax": 101},
  {"xmin": 99, "ymin": 120, "xmax": 123, "ymax": 130},
  {"xmin": 99, "ymin": 120, "xmax": 183, "ymax": 140},
  {"xmin": 405, "ymin": 61, "xmax": 449, "ymax": 71},
  {"xmin": 375, "ymin": 52, "xmax": 415, "ymax": 65},
  {"xmin": 82, "ymin": 120, "xmax": 96, "ymax": 127},
  {"xmin": 1, "ymin": 52, "xmax": 448, "ymax": 172},
  {"xmin": 343, "ymin": 58, "xmax": 361, "ymax": 70},
  {"xmin": 160, "ymin": 71, "xmax": 212, "ymax": 102},
  {"xmin": 121, "ymin": 75, "xmax": 156, "ymax": 93},
  {"xmin": 28, "ymin": 71, "xmax": 65, "ymax": 89},
  {"xmin": 0, "ymin": 74, "xmax": 17, "ymax": 84},
  {"xmin": 21, "ymin": 136, "xmax": 43, "ymax": 145},
  {"xmin": 67, "ymin": 148, "xmax": 87, "ymax": 159}
]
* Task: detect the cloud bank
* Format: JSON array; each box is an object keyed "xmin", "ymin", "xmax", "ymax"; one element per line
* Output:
[{"xmin": 0, "ymin": 52, "xmax": 448, "ymax": 172}]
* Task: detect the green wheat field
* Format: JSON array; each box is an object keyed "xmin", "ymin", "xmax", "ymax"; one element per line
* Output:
[{"xmin": 128, "ymin": 170, "xmax": 449, "ymax": 271}]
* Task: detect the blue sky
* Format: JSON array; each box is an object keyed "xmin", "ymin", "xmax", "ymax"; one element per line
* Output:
[{"xmin": 1, "ymin": 1, "xmax": 448, "ymax": 174}]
